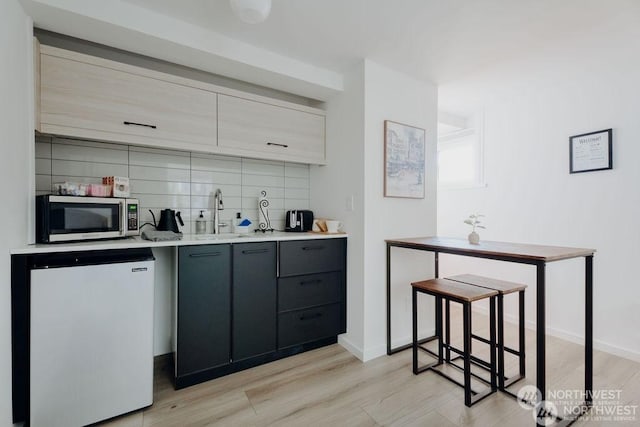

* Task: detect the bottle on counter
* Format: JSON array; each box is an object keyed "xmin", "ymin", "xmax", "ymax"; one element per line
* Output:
[{"xmin": 195, "ymin": 210, "xmax": 207, "ymax": 234}]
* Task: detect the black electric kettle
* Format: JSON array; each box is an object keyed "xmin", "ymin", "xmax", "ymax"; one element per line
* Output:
[{"xmin": 150, "ymin": 209, "xmax": 184, "ymax": 233}]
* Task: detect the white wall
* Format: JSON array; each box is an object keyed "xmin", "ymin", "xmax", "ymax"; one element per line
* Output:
[
  {"xmin": 310, "ymin": 62, "xmax": 366, "ymax": 355},
  {"xmin": 1, "ymin": 1, "xmax": 33, "ymax": 425},
  {"xmin": 362, "ymin": 60, "xmax": 438, "ymax": 360},
  {"xmin": 312, "ymin": 60, "xmax": 438, "ymax": 361},
  {"xmin": 438, "ymin": 8, "xmax": 640, "ymax": 361}
]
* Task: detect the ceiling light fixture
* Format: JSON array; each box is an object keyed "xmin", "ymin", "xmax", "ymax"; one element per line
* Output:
[{"xmin": 229, "ymin": 0, "xmax": 272, "ymax": 24}]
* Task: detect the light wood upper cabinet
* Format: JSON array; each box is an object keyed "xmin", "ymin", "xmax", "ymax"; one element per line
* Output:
[
  {"xmin": 217, "ymin": 94, "xmax": 325, "ymax": 164},
  {"xmin": 37, "ymin": 45, "xmax": 327, "ymax": 165},
  {"xmin": 39, "ymin": 46, "xmax": 217, "ymax": 153}
]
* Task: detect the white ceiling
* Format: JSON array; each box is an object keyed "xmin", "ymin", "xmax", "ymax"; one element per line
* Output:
[
  {"xmin": 22, "ymin": 0, "xmax": 639, "ymax": 100},
  {"xmin": 122, "ymin": 0, "xmax": 621, "ymax": 85}
]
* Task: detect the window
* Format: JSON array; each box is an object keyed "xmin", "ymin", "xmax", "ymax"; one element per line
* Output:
[{"xmin": 437, "ymin": 112, "xmax": 485, "ymax": 188}]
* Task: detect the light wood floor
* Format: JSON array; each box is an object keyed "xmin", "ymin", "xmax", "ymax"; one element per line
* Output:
[{"xmin": 99, "ymin": 306, "xmax": 640, "ymax": 426}]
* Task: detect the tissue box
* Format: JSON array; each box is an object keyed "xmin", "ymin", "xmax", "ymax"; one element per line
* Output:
[{"xmin": 102, "ymin": 176, "xmax": 130, "ymax": 197}]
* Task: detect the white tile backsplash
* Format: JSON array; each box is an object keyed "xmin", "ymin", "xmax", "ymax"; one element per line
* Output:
[{"xmin": 35, "ymin": 137, "xmax": 310, "ymax": 233}]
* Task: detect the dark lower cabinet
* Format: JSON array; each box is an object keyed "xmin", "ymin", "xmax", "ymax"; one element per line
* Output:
[
  {"xmin": 232, "ymin": 242, "xmax": 277, "ymax": 361},
  {"xmin": 175, "ymin": 238, "xmax": 346, "ymax": 389},
  {"xmin": 176, "ymin": 244, "xmax": 231, "ymax": 381}
]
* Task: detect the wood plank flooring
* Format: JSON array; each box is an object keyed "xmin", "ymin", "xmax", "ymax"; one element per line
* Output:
[{"xmin": 99, "ymin": 306, "xmax": 640, "ymax": 426}]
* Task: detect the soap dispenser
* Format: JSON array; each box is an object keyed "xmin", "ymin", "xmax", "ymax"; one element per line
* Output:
[{"xmin": 195, "ymin": 210, "xmax": 207, "ymax": 234}]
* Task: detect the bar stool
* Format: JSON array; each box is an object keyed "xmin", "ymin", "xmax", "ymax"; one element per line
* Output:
[
  {"xmin": 446, "ymin": 274, "xmax": 527, "ymax": 390},
  {"xmin": 412, "ymin": 278, "xmax": 498, "ymax": 407}
]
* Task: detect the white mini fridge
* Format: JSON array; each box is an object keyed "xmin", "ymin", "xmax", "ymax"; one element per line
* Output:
[{"xmin": 29, "ymin": 248, "xmax": 155, "ymax": 427}]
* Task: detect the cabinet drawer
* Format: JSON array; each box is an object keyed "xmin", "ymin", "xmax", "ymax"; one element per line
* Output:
[
  {"xmin": 278, "ymin": 303, "xmax": 341, "ymax": 349},
  {"xmin": 279, "ymin": 239, "xmax": 345, "ymax": 276},
  {"xmin": 278, "ymin": 272, "xmax": 341, "ymax": 312}
]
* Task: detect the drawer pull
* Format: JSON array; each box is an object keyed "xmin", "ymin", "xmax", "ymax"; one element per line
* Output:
[
  {"xmin": 123, "ymin": 121, "xmax": 157, "ymax": 129},
  {"xmin": 302, "ymin": 246, "xmax": 324, "ymax": 251},
  {"xmin": 189, "ymin": 252, "xmax": 221, "ymax": 258},
  {"xmin": 300, "ymin": 279, "xmax": 322, "ymax": 286},
  {"xmin": 242, "ymin": 249, "xmax": 269, "ymax": 255},
  {"xmin": 299, "ymin": 312, "xmax": 323, "ymax": 321},
  {"xmin": 266, "ymin": 142, "xmax": 289, "ymax": 148}
]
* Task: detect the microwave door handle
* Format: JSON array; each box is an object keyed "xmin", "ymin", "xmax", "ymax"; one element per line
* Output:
[{"xmin": 120, "ymin": 200, "xmax": 127, "ymax": 236}]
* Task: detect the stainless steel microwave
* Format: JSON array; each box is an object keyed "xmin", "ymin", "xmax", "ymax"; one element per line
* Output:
[{"xmin": 36, "ymin": 195, "xmax": 140, "ymax": 243}]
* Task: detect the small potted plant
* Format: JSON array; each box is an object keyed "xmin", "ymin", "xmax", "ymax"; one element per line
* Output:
[{"xmin": 464, "ymin": 214, "xmax": 485, "ymax": 244}]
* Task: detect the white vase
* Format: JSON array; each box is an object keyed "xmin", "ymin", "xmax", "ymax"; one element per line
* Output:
[{"xmin": 468, "ymin": 231, "xmax": 480, "ymax": 245}]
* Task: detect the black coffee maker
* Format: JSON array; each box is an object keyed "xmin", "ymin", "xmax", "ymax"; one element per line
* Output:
[{"xmin": 150, "ymin": 209, "xmax": 184, "ymax": 233}]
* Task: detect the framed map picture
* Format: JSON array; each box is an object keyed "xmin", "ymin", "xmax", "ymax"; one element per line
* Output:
[{"xmin": 384, "ymin": 120, "xmax": 426, "ymax": 198}]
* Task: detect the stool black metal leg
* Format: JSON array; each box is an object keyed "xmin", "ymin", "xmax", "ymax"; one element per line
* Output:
[
  {"xmin": 445, "ymin": 300, "xmax": 451, "ymax": 361},
  {"xmin": 463, "ymin": 302, "xmax": 472, "ymax": 407},
  {"xmin": 490, "ymin": 296, "xmax": 498, "ymax": 392},
  {"xmin": 436, "ymin": 296, "xmax": 443, "ymax": 364},
  {"xmin": 412, "ymin": 287, "xmax": 418, "ymax": 374},
  {"xmin": 497, "ymin": 295, "xmax": 505, "ymax": 390},
  {"xmin": 519, "ymin": 290, "xmax": 526, "ymax": 379}
]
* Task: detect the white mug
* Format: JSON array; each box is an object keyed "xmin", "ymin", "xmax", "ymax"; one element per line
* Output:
[{"xmin": 325, "ymin": 220, "xmax": 341, "ymax": 233}]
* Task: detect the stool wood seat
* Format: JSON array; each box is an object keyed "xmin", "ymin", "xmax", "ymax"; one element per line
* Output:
[
  {"xmin": 411, "ymin": 278, "xmax": 498, "ymax": 407},
  {"xmin": 446, "ymin": 274, "xmax": 527, "ymax": 390}
]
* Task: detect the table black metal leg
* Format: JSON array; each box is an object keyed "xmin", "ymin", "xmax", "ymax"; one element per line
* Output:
[
  {"xmin": 387, "ymin": 243, "xmax": 392, "ymax": 355},
  {"xmin": 412, "ymin": 287, "xmax": 418, "ymax": 373},
  {"xmin": 519, "ymin": 290, "xmax": 526, "ymax": 378},
  {"xmin": 536, "ymin": 262, "xmax": 546, "ymax": 424},
  {"xmin": 585, "ymin": 255, "xmax": 593, "ymax": 405}
]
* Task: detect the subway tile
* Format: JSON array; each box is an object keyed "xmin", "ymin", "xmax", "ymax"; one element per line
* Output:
[
  {"xmin": 284, "ymin": 187, "xmax": 309, "ymax": 200},
  {"xmin": 242, "ymin": 186, "xmax": 285, "ymax": 199},
  {"xmin": 190, "ymin": 183, "xmax": 242, "ymax": 198},
  {"xmin": 133, "ymin": 194, "xmax": 190, "ymax": 209},
  {"xmin": 35, "ymin": 158, "xmax": 51, "ymax": 175},
  {"xmin": 285, "ymin": 163, "xmax": 310, "ymax": 178},
  {"xmin": 242, "ymin": 158, "xmax": 285, "ymax": 176},
  {"xmin": 285, "ymin": 176, "xmax": 309, "ymax": 189},
  {"xmin": 284, "ymin": 199, "xmax": 310, "ymax": 210},
  {"xmin": 191, "ymin": 155, "xmax": 241, "ymax": 173},
  {"xmin": 191, "ymin": 170, "xmax": 241, "ymax": 185},
  {"xmin": 242, "ymin": 174, "xmax": 284, "ymax": 187},
  {"xmin": 53, "ymin": 137, "xmax": 127, "ymax": 151},
  {"xmin": 36, "ymin": 175, "xmax": 51, "ymax": 192},
  {"xmin": 35, "ymin": 142, "xmax": 51, "ymax": 159},
  {"xmin": 191, "ymin": 196, "xmax": 242, "ymax": 210},
  {"xmin": 129, "ymin": 150, "xmax": 190, "ymax": 169},
  {"xmin": 129, "ymin": 145, "xmax": 189, "ymax": 157},
  {"xmin": 52, "ymin": 142, "xmax": 128, "ymax": 164},
  {"xmin": 129, "ymin": 165, "xmax": 190, "ymax": 182},
  {"xmin": 129, "ymin": 180, "xmax": 190, "ymax": 195},
  {"xmin": 52, "ymin": 160, "xmax": 128, "ymax": 178}
]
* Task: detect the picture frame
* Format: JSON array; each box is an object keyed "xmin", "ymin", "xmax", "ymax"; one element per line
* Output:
[
  {"xmin": 569, "ymin": 129, "xmax": 613, "ymax": 174},
  {"xmin": 384, "ymin": 120, "xmax": 426, "ymax": 198}
]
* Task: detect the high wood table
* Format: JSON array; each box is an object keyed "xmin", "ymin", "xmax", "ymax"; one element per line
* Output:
[{"xmin": 385, "ymin": 236, "xmax": 595, "ymax": 426}]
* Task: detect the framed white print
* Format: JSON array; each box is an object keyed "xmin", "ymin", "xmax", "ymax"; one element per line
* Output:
[{"xmin": 384, "ymin": 120, "xmax": 426, "ymax": 198}]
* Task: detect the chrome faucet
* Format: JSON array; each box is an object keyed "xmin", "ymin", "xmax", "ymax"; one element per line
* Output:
[{"xmin": 213, "ymin": 188, "xmax": 225, "ymax": 234}]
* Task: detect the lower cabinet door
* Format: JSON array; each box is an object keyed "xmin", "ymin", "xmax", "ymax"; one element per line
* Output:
[
  {"xmin": 177, "ymin": 245, "xmax": 231, "ymax": 377},
  {"xmin": 232, "ymin": 242, "xmax": 277, "ymax": 361},
  {"xmin": 278, "ymin": 303, "xmax": 341, "ymax": 349}
]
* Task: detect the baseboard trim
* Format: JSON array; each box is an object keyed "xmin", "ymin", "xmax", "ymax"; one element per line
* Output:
[
  {"xmin": 338, "ymin": 335, "xmax": 364, "ymax": 361},
  {"xmin": 471, "ymin": 305, "xmax": 640, "ymax": 363}
]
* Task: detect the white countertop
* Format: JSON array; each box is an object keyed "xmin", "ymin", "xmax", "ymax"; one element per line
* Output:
[{"xmin": 11, "ymin": 231, "xmax": 348, "ymax": 255}]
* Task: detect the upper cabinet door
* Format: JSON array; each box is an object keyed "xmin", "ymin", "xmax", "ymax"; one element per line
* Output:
[
  {"xmin": 40, "ymin": 47, "xmax": 217, "ymax": 153},
  {"xmin": 218, "ymin": 94, "xmax": 326, "ymax": 165}
]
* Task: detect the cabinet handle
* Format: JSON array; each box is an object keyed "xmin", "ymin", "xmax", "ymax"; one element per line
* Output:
[
  {"xmin": 300, "ymin": 279, "xmax": 322, "ymax": 286},
  {"xmin": 299, "ymin": 312, "xmax": 323, "ymax": 321},
  {"xmin": 123, "ymin": 121, "xmax": 157, "ymax": 129},
  {"xmin": 266, "ymin": 142, "xmax": 288, "ymax": 148},
  {"xmin": 242, "ymin": 249, "xmax": 269, "ymax": 255},
  {"xmin": 302, "ymin": 246, "xmax": 324, "ymax": 251},
  {"xmin": 189, "ymin": 252, "xmax": 221, "ymax": 258}
]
